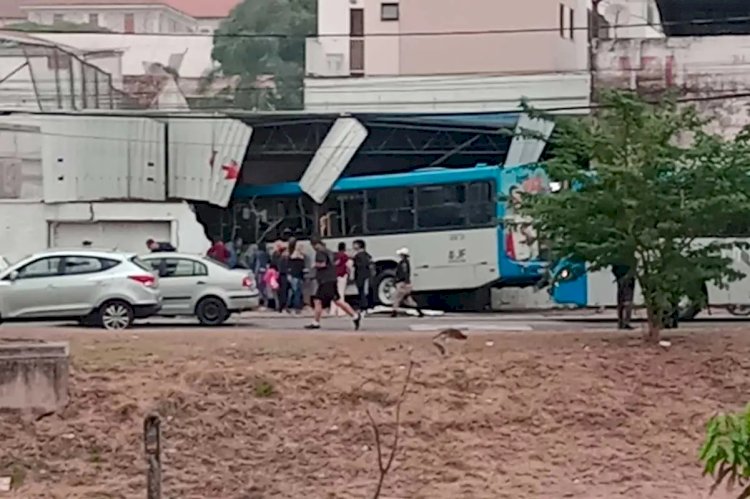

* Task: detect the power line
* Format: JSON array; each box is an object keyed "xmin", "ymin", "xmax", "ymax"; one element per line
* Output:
[
  {"xmin": 7, "ymin": 14, "xmax": 750, "ymax": 40},
  {"xmin": 2, "ymin": 88, "xmax": 750, "ymax": 120}
]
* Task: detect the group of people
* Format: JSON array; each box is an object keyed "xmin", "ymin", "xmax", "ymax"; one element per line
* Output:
[{"xmin": 144, "ymin": 234, "xmax": 423, "ymax": 330}]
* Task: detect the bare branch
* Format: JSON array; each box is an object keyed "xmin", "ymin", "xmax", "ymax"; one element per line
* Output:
[{"xmin": 368, "ymin": 360, "xmax": 414, "ymax": 499}]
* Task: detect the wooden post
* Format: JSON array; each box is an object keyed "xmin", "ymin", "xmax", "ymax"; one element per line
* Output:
[{"xmin": 143, "ymin": 414, "xmax": 161, "ymax": 499}]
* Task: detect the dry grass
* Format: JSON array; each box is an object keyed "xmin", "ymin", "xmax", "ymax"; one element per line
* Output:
[{"xmin": 1, "ymin": 325, "xmax": 749, "ymax": 499}]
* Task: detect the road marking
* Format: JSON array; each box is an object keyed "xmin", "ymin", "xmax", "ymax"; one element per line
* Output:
[{"xmin": 408, "ymin": 323, "xmax": 533, "ymax": 332}]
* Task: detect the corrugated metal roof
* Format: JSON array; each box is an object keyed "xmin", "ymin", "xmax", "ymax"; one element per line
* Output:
[
  {"xmin": 504, "ymin": 114, "xmax": 555, "ymax": 168},
  {"xmin": 167, "ymin": 118, "xmax": 252, "ymax": 207},
  {"xmin": 41, "ymin": 116, "xmax": 166, "ymax": 202},
  {"xmin": 299, "ymin": 117, "xmax": 368, "ymax": 204}
]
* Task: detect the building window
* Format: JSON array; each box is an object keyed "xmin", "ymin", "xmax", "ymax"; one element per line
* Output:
[
  {"xmin": 559, "ymin": 4, "xmax": 574, "ymax": 40},
  {"xmin": 53, "ymin": 13, "xmax": 64, "ymax": 24},
  {"xmin": 124, "ymin": 13, "xmax": 135, "ymax": 33},
  {"xmin": 350, "ymin": 8, "xmax": 364, "ymax": 36},
  {"xmin": 88, "ymin": 13, "xmax": 99, "ymax": 26},
  {"xmin": 381, "ymin": 3, "xmax": 399, "ymax": 21},
  {"xmin": 569, "ymin": 8, "xmax": 575, "ymax": 39}
]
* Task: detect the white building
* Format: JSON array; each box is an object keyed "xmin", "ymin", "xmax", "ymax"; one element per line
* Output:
[
  {"xmin": 14, "ymin": 0, "xmax": 240, "ymax": 34},
  {"xmin": 305, "ymin": 0, "xmax": 594, "ymax": 113}
]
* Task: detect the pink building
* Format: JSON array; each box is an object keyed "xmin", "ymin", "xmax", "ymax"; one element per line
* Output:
[{"xmin": 305, "ymin": 0, "xmax": 592, "ymax": 112}]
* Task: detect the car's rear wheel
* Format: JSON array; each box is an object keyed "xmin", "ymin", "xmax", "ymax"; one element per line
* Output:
[
  {"xmin": 99, "ymin": 300, "xmax": 134, "ymax": 331},
  {"xmin": 196, "ymin": 296, "xmax": 229, "ymax": 326}
]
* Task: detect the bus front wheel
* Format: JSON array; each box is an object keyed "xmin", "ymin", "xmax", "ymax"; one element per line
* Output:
[{"xmin": 374, "ymin": 270, "xmax": 397, "ymax": 306}]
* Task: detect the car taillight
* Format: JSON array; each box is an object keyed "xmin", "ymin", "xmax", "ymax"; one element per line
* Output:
[
  {"xmin": 242, "ymin": 276, "xmax": 253, "ymax": 288},
  {"xmin": 129, "ymin": 274, "xmax": 156, "ymax": 287}
]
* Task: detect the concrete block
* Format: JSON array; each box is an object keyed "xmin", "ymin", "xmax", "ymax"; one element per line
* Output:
[
  {"xmin": 0, "ymin": 341, "xmax": 70, "ymax": 411},
  {"xmin": 491, "ymin": 287, "xmax": 559, "ymax": 311}
]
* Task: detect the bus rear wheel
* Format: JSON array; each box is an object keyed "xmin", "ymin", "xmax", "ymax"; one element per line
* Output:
[{"xmin": 374, "ymin": 270, "xmax": 397, "ymax": 306}]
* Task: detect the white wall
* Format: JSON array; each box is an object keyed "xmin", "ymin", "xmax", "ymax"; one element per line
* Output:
[
  {"xmin": 307, "ymin": 0, "xmax": 353, "ymax": 76},
  {"xmin": 305, "ymin": 72, "xmax": 591, "ymax": 113},
  {"xmin": 0, "ymin": 200, "xmax": 210, "ymax": 263},
  {"xmin": 26, "ymin": 7, "xmax": 196, "ymax": 34},
  {"xmin": 596, "ymin": 36, "xmax": 750, "ymax": 138}
]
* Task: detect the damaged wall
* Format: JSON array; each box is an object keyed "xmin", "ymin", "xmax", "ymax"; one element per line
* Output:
[
  {"xmin": 0, "ymin": 200, "xmax": 210, "ymax": 263},
  {"xmin": 595, "ymin": 36, "xmax": 750, "ymax": 137},
  {"xmin": 0, "ymin": 118, "xmax": 211, "ymax": 262}
]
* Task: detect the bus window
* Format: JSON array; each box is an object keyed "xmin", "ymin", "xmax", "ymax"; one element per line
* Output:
[
  {"xmin": 467, "ymin": 181, "xmax": 496, "ymax": 226},
  {"xmin": 416, "ymin": 184, "xmax": 467, "ymax": 229},
  {"xmin": 366, "ymin": 187, "xmax": 415, "ymax": 233}
]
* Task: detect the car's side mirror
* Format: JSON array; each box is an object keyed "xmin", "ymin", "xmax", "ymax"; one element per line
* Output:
[{"xmin": 7, "ymin": 270, "xmax": 19, "ymax": 282}]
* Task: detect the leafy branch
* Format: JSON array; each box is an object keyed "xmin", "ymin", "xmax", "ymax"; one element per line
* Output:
[
  {"xmin": 366, "ymin": 360, "xmax": 414, "ymax": 499},
  {"xmin": 700, "ymin": 404, "xmax": 750, "ymax": 498}
]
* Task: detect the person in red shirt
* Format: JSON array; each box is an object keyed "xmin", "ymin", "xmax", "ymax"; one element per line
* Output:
[
  {"xmin": 207, "ymin": 237, "xmax": 230, "ymax": 264},
  {"xmin": 331, "ymin": 242, "xmax": 351, "ymax": 316}
]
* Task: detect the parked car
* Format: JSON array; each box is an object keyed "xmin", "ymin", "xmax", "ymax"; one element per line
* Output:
[
  {"xmin": 0, "ymin": 249, "xmax": 162, "ymax": 330},
  {"xmin": 140, "ymin": 253, "xmax": 260, "ymax": 326}
]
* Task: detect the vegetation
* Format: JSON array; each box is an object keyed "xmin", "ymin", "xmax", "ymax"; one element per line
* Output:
[
  {"xmin": 522, "ymin": 90, "xmax": 750, "ymax": 342},
  {"xmin": 212, "ymin": 0, "xmax": 316, "ymax": 110},
  {"xmin": 700, "ymin": 405, "xmax": 750, "ymax": 498}
]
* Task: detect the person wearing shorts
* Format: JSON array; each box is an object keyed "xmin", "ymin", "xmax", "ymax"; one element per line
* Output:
[{"xmin": 305, "ymin": 239, "xmax": 362, "ymax": 330}]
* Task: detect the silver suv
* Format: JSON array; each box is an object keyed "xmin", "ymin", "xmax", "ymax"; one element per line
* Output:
[{"xmin": 0, "ymin": 249, "xmax": 162, "ymax": 330}]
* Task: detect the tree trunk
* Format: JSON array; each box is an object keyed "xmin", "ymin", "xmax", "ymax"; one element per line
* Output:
[{"xmin": 645, "ymin": 307, "xmax": 661, "ymax": 344}]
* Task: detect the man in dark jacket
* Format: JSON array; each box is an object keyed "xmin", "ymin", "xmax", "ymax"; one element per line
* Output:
[
  {"xmin": 392, "ymin": 247, "xmax": 424, "ymax": 318},
  {"xmin": 146, "ymin": 238, "xmax": 176, "ymax": 253},
  {"xmin": 353, "ymin": 239, "xmax": 374, "ymax": 312},
  {"xmin": 612, "ymin": 263, "xmax": 635, "ymax": 330}
]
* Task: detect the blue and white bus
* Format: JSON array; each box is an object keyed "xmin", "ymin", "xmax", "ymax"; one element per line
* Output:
[
  {"xmin": 230, "ymin": 164, "xmax": 552, "ymax": 309},
  {"xmin": 549, "ymin": 241, "xmax": 750, "ymax": 319}
]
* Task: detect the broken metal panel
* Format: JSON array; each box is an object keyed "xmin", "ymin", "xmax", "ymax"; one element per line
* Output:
[
  {"xmin": 299, "ymin": 117, "xmax": 368, "ymax": 204},
  {"xmin": 41, "ymin": 116, "xmax": 165, "ymax": 202},
  {"xmin": 167, "ymin": 118, "xmax": 253, "ymax": 207},
  {"xmin": 503, "ymin": 114, "xmax": 555, "ymax": 168}
]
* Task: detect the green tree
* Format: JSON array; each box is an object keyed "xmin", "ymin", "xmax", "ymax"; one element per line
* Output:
[
  {"xmin": 523, "ymin": 90, "xmax": 750, "ymax": 342},
  {"xmin": 211, "ymin": 0, "xmax": 316, "ymax": 110}
]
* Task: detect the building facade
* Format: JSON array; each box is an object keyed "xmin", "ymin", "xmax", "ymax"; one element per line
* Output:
[
  {"xmin": 24, "ymin": 3, "xmax": 197, "ymax": 33},
  {"xmin": 14, "ymin": 0, "xmax": 240, "ymax": 34},
  {"xmin": 305, "ymin": 0, "xmax": 593, "ymax": 112},
  {"xmin": 307, "ymin": 0, "xmax": 590, "ymax": 78}
]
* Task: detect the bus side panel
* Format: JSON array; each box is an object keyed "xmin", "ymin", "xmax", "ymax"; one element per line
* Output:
[
  {"xmin": 551, "ymin": 274, "xmax": 588, "ymax": 306},
  {"xmin": 325, "ymin": 227, "xmax": 500, "ymax": 293}
]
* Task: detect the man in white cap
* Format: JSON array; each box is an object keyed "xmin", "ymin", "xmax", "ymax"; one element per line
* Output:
[{"xmin": 392, "ymin": 247, "xmax": 424, "ymax": 318}]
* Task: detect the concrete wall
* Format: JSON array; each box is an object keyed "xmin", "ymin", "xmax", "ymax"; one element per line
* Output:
[
  {"xmin": 0, "ymin": 200, "xmax": 210, "ymax": 263},
  {"xmin": 595, "ymin": 36, "xmax": 750, "ymax": 138},
  {"xmin": 0, "ymin": 342, "xmax": 69, "ymax": 412},
  {"xmin": 305, "ymin": 72, "xmax": 591, "ymax": 113}
]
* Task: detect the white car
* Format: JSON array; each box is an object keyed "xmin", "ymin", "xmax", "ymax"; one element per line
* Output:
[
  {"xmin": 0, "ymin": 249, "xmax": 162, "ymax": 330},
  {"xmin": 140, "ymin": 253, "xmax": 260, "ymax": 326}
]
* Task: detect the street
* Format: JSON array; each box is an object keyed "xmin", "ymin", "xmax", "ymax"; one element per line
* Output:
[{"xmin": 2, "ymin": 309, "xmax": 747, "ymax": 335}]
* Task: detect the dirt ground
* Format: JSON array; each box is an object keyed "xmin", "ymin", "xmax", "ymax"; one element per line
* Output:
[{"xmin": 2, "ymin": 325, "xmax": 749, "ymax": 499}]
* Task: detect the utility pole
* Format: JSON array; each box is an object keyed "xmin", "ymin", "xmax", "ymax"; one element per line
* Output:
[{"xmin": 589, "ymin": 0, "xmax": 603, "ymax": 102}]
